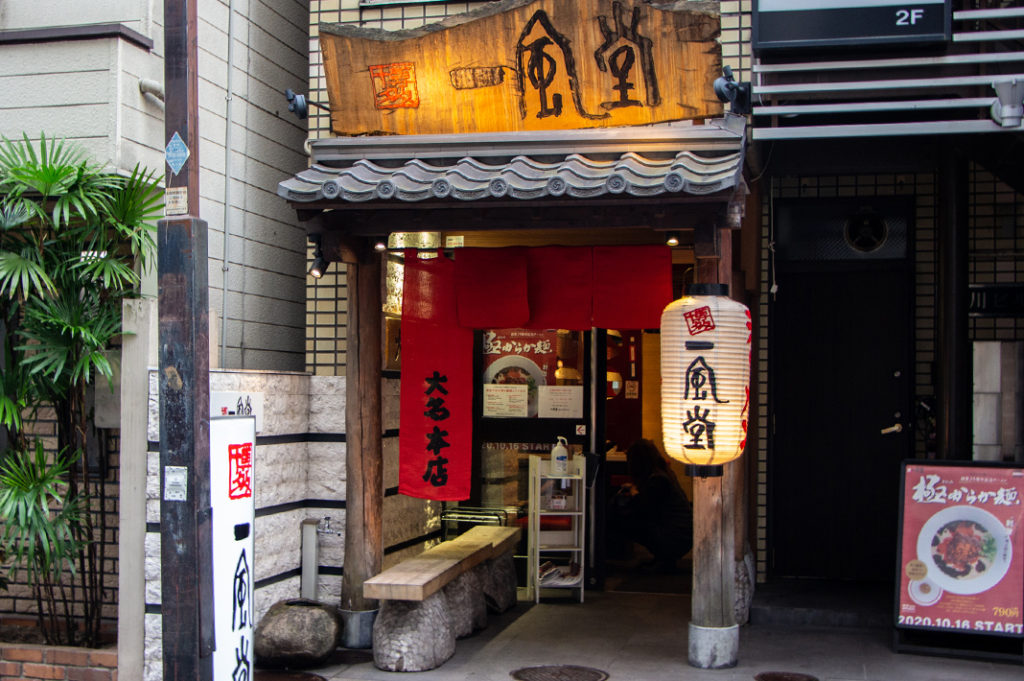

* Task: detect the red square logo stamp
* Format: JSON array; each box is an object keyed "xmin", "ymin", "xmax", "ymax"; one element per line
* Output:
[
  {"xmin": 228, "ymin": 443, "xmax": 253, "ymax": 500},
  {"xmin": 684, "ymin": 305, "xmax": 716, "ymax": 335},
  {"xmin": 370, "ymin": 62, "xmax": 420, "ymax": 110}
]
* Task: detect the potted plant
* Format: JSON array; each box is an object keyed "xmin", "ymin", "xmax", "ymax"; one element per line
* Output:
[{"xmin": 0, "ymin": 134, "xmax": 160, "ymax": 645}]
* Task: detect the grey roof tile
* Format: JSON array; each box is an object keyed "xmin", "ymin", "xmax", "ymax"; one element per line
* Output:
[{"xmin": 279, "ymin": 119, "xmax": 745, "ymax": 205}]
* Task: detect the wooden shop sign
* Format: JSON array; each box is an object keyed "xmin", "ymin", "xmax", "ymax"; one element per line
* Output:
[{"xmin": 319, "ymin": 0, "xmax": 723, "ymax": 136}]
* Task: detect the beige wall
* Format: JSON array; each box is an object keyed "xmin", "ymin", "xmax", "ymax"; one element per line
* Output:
[{"xmin": 1, "ymin": 0, "xmax": 311, "ymax": 370}]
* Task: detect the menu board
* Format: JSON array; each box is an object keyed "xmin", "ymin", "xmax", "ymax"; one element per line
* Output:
[
  {"xmin": 896, "ymin": 462, "xmax": 1024, "ymax": 637},
  {"xmin": 481, "ymin": 329, "xmax": 583, "ymax": 419}
]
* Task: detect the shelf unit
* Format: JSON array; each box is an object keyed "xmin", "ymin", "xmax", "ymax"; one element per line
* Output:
[{"xmin": 527, "ymin": 454, "xmax": 585, "ymax": 603}]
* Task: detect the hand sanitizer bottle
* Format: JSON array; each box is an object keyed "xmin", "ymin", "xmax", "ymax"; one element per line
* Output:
[{"xmin": 552, "ymin": 436, "xmax": 569, "ymax": 474}]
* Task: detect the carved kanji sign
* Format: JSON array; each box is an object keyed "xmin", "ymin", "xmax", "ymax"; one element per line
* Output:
[{"xmin": 320, "ymin": 0, "xmax": 722, "ymax": 135}]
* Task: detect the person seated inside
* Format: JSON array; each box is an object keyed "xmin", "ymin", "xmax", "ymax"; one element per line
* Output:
[{"xmin": 611, "ymin": 439, "xmax": 693, "ymax": 572}]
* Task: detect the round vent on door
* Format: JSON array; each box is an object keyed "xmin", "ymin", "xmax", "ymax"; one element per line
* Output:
[{"xmin": 844, "ymin": 210, "xmax": 888, "ymax": 253}]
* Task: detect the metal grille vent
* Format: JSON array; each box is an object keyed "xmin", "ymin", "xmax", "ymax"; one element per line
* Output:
[
  {"xmin": 755, "ymin": 673, "xmax": 820, "ymax": 681},
  {"xmin": 511, "ymin": 666, "xmax": 609, "ymax": 681}
]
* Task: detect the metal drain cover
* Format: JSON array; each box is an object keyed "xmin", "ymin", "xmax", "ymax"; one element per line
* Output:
[
  {"xmin": 755, "ymin": 673, "xmax": 819, "ymax": 681},
  {"xmin": 511, "ymin": 665, "xmax": 609, "ymax": 681},
  {"xmin": 254, "ymin": 672, "xmax": 326, "ymax": 681}
]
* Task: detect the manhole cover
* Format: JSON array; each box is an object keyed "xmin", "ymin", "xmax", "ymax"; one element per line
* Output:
[
  {"xmin": 755, "ymin": 673, "xmax": 819, "ymax": 681},
  {"xmin": 254, "ymin": 672, "xmax": 326, "ymax": 681},
  {"xmin": 511, "ymin": 665, "xmax": 609, "ymax": 681}
]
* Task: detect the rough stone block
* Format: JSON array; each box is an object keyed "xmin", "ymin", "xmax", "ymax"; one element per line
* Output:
[
  {"xmin": 255, "ymin": 577, "xmax": 301, "ymax": 624},
  {"xmin": 382, "ymin": 378, "xmax": 400, "ymax": 430},
  {"xmin": 483, "ymin": 551, "xmax": 517, "ymax": 614},
  {"xmin": 254, "ymin": 598, "xmax": 342, "ymax": 669},
  {"xmin": 254, "ymin": 509, "xmax": 303, "ymax": 582},
  {"xmin": 145, "ymin": 532, "xmax": 161, "ymax": 605},
  {"xmin": 443, "ymin": 566, "xmax": 487, "ymax": 639},
  {"xmin": 255, "ymin": 443, "xmax": 307, "ymax": 508},
  {"xmin": 307, "ymin": 442, "xmax": 346, "ymax": 497},
  {"xmin": 372, "ymin": 593, "xmax": 455, "ymax": 672},
  {"xmin": 144, "ymin": 613, "xmax": 163, "ymax": 681}
]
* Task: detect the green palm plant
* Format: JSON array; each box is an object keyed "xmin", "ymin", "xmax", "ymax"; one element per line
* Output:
[
  {"xmin": 0, "ymin": 442, "xmax": 84, "ymax": 643},
  {"xmin": 0, "ymin": 134, "xmax": 161, "ymax": 646}
]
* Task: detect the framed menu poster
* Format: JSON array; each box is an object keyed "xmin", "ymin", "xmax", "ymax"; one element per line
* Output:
[
  {"xmin": 481, "ymin": 329, "xmax": 583, "ymax": 419},
  {"xmin": 896, "ymin": 462, "xmax": 1024, "ymax": 639}
]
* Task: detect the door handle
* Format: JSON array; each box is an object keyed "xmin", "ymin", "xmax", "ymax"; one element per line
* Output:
[{"xmin": 880, "ymin": 423, "xmax": 904, "ymax": 435}]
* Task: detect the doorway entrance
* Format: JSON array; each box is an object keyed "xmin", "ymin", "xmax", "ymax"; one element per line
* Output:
[{"xmin": 769, "ymin": 197, "xmax": 915, "ymax": 582}]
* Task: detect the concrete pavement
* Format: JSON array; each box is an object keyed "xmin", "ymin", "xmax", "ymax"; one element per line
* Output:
[{"xmin": 311, "ymin": 591, "xmax": 1022, "ymax": 681}]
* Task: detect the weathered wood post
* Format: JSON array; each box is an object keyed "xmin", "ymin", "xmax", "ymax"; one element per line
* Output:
[
  {"xmin": 688, "ymin": 222, "xmax": 739, "ymax": 669},
  {"xmin": 339, "ymin": 239, "xmax": 384, "ymax": 647},
  {"xmin": 159, "ymin": 0, "xmax": 213, "ymax": 678}
]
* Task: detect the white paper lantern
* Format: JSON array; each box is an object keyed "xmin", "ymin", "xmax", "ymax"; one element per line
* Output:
[{"xmin": 661, "ymin": 284, "xmax": 751, "ymax": 472}]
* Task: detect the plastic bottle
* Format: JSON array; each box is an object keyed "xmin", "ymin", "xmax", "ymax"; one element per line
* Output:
[{"xmin": 551, "ymin": 436, "xmax": 569, "ymax": 474}]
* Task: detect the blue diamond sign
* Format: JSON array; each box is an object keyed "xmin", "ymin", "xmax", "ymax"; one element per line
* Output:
[{"xmin": 165, "ymin": 131, "xmax": 190, "ymax": 176}]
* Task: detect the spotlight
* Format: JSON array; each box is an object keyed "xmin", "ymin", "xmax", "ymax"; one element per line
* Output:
[
  {"xmin": 712, "ymin": 66, "xmax": 751, "ymax": 115},
  {"xmin": 374, "ymin": 240, "xmax": 387, "ymax": 251},
  {"xmin": 309, "ymin": 254, "xmax": 328, "ymax": 279},
  {"xmin": 665, "ymin": 231, "xmax": 680, "ymax": 247},
  {"xmin": 285, "ymin": 89, "xmax": 308, "ymax": 120},
  {"xmin": 285, "ymin": 88, "xmax": 331, "ymax": 121},
  {"xmin": 308, "ymin": 235, "xmax": 329, "ymax": 278}
]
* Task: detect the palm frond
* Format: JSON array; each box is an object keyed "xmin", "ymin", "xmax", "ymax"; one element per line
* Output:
[
  {"xmin": 72, "ymin": 251, "xmax": 140, "ymax": 289},
  {"xmin": 0, "ymin": 249, "xmax": 56, "ymax": 299},
  {"xmin": 0, "ymin": 442, "xmax": 85, "ymax": 584}
]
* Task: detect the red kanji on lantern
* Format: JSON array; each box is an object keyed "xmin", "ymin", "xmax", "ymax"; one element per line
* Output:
[
  {"xmin": 228, "ymin": 443, "xmax": 253, "ymax": 500},
  {"xmin": 370, "ymin": 62, "xmax": 420, "ymax": 110},
  {"xmin": 684, "ymin": 305, "xmax": 716, "ymax": 335}
]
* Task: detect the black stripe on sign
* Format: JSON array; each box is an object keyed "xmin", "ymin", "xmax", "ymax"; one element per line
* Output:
[{"xmin": 757, "ymin": 5, "xmax": 946, "ymax": 49}]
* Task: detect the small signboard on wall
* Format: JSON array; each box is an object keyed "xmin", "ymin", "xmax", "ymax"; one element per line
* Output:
[{"xmin": 754, "ymin": 0, "xmax": 951, "ymax": 51}]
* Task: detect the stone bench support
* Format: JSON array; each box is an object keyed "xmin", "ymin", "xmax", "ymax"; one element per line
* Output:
[{"xmin": 366, "ymin": 526, "xmax": 521, "ymax": 671}]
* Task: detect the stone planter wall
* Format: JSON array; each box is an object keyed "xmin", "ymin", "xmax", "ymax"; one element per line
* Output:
[{"xmin": 0, "ymin": 643, "xmax": 117, "ymax": 681}]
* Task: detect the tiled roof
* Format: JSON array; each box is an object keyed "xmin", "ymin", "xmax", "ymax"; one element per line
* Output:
[{"xmin": 278, "ymin": 117, "xmax": 746, "ymax": 205}]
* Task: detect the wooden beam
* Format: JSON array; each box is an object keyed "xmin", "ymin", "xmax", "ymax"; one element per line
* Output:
[
  {"xmin": 692, "ymin": 473, "xmax": 735, "ymax": 627},
  {"xmin": 292, "ymin": 200, "xmax": 725, "ymax": 238},
  {"xmin": 342, "ymin": 244, "xmax": 384, "ymax": 613},
  {"xmin": 158, "ymin": 217, "xmax": 212, "ymax": 681},
  {"xmin": 689, "ymin": 219, "xmax": 738, "ymax": 668},
  {"xmin": 159, "ymin": 1, "xmax": 212, "ymax": 679}
]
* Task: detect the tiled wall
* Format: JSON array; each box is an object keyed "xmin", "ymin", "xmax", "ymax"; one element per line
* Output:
[
  {"xmin": 756, "ymin": 172, "xmax": 939, "ymax": 581},
  {"xmin": 969, "ymin": 166, "xmax": 1024, "ymax": 341}
]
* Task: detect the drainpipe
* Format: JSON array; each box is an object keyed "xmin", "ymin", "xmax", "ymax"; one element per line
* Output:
[
  {"xmin": 220, "ymin": 0, "xmax": 237, "ymax": 368},
  {"xmin": 139, "ymin": 78, "xmax": 166, "ymax": 102}
]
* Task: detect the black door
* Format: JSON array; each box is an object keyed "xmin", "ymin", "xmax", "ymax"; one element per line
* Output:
[{"xmin": 769, "ymin": 198, "xmax": 914, "ymax": 582}]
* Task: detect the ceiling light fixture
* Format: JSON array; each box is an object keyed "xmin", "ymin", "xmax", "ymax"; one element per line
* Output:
[{"xmin": 308, "ymin": 235, "xmax": 329, "ymax": 279}]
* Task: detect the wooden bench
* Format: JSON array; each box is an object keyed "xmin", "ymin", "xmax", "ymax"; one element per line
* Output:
[{"xmin": 365, "ymin": 525, "xmax": 521, "ymax": 672}]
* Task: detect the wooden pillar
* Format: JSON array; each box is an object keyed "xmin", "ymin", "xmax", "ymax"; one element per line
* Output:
[
  {"xmin": 159, "ymin": 0, "xmax": 212, "ymax": 679},
  {"xmin": 341, "ymin": 244, "xmax": 384, "ymax": 639},
  {"xmin": 689, "ymin": 223, "xmax": 739, "ymax": 669}
]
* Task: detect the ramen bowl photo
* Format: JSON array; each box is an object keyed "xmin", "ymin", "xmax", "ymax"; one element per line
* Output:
[
  {"xmin": 915, "ymin": 505, "xmax": 1012, "ymax": 595},
  {"xmin": 908, "ymin": 577, "xmax": 942, "ymax": 606}
]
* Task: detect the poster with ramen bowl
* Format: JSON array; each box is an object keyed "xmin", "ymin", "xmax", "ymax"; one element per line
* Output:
[
  {"xmin": 481, "ymin": 329, "xmax": 558, "ymax": 418},
  {"xmin": 897, "ymin": 463, "xmax": 1024, "ymax": 637}
]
